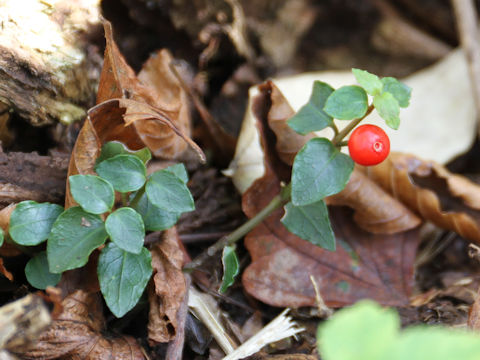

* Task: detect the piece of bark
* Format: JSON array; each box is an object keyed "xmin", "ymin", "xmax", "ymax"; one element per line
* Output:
[
  {"xmin": 0, "ymin": 295, "xmax": 51, "ymax": 355},
  {"xmin": 0, "ymin": 0, "xmax": 102, "ymax": 126},
  {"xmin": 0, "ymin": 149, "xmax": 68, "ymax": 206}
]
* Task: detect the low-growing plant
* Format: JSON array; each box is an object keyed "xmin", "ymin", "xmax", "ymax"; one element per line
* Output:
[
  {"xmin": 186, "ymin": 68, "xmax": 412, "ymax": 291},
  {"xmin": 317, "ymin": 300, "xmax": 480, "ymax": 360},
  {"xmin": 8, "ymin": 141, "xmax": 194, "ymax": 317}
]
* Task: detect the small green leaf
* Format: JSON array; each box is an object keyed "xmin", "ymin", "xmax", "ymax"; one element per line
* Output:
[
  {"xmin": 105, "ymin": 208, "xmax": 145, "ymax": 254},
  {"xmin": 324, "ymin": 85, "xmax": 368, "ymax": 120},
  {"xmin": 291, "ymin": 138, "xmax": 354, "ymax": 206},
  {"xmin": 98, "ymin": 243, "xmax": 152, "ymax": 318},
  {"xmin": 95, "ymin": 154, "xmax": 146, "ymax": 193},
  {"xmin": 219, "ymin": 245, "xmax": 240, "ymax": 293},
  {"xmin": 146, "ymin": 170, "xmax": 194, "ymax": 213},
  {"xmin": 47, "ymin": 207, "xmax": 108, "ymax": 273},
  {"xmin": 25, "ymin": 251, "xmax": 61, "ymax": 290},
  {"xmin": 317, "ymin": 300, "xmax": 399, "ymax": 360},
  {"xmin": 0, "ymin": 229, "xmax": 3, "ymax": 247},
  {"xmin": 132, "ymin": 191, "xmax": 181, "ymax": 231},
  {"xmin": 373, "ymin": 92, "xmax": 400, "ymax": 129},
  {"xmin": 352, "ymin": 68, "xmax": 383, "ymax": 95},
  {"xmin": 281, "ymin": 200, "xmax": 335, "ymax": 251},
  {"xmin": 69, "ymin": 175, "xmax": 115, "ymax": 215},
  {"xmin": 381, "ymin": 77, "xmax": 411, "ymax": 108},
  {"xmin": 96, "ymin": 141, "xmax": 152, "ymax": 165},
  {"xmin": 9, "ymin": 201, "xmax": 63, "ymax": 246},
  {"xmin": 164, "ymin": 163, "xmax": 189, "ymax": 183},
  {"xmin": 287, "ymin": 81, "xmax": 334, "ymax": 134}
]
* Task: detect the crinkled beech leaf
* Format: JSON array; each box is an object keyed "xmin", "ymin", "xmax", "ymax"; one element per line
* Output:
[
  {"xmin": 47, "ymin": 207, "xmax": 108, "ymax": 273},
  {"xmin": 281, "ymin": 200, "xmax": 335, "ymax": 251},
  {"xmin": 10, "ymin": 201, "xmax": 63, "ymax": 246},
  {"xmin": 98, "ymin": 243, "xmax": 152, "ymax": 317},
  {"xmin": 291, "ymin": 138, "xmax": 354, "ymax": 206},
  {"xmin": 105, "ymin": 207, "xmax": 145, "ymax": 254},
  {"xmin": 69, "ymin": 175, "xmax": 114, "ymax": 215}
]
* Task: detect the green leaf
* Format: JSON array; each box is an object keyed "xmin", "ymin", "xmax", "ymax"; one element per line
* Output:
[
  {"xmin": 389, "ymin": 327, "xmax": 480, "ymax": 360},
  {"xmin": 95, "ymin": 154, "xmax": 146, "ymax": 193},
  {"xmin": 281, "ymin": 200, "xmax": 335, "ymax": 251},
  {"xmin": 69, "ymin": 175, "xmax": 115, "ymax": 215},
  {"xmin": 291, "ymin": 138, "xmax": 354, "ymax": 206},
  {"xmin": 0, "ymin": 229, "xmax": 3, "ymax": 247},
  {"xmin": 381, "ymin": 77, "xmax": 411, "ymax": 108},
  {"xmin": 105, "ymin": 208, "xmax": 145, "ymax": 254},
  {"xmin": 219, "ymin": 245, "xmax": 240, "ymax": 293},
  {"xmin": 324, "ymin": 85, "xmax": 368, "ymax": 120},
  {"xmin": 373, "ymin": 92, "xmax": 400, "ymax": 129},
  {"xmin": 98, "ymin": 243, "xmax": 152, "ymax": 318},
  {"xmin": 287, "ymin": 81, "xmax": 334, "ymax": 134},
  {"xmin": 47, "ymin": 207, "xmax": 108, "ymax": 273},
  {"xmin": 25, "ymin": 251, "xmax": 61, "ymax": 290},
  {"xmin": 146, "ymin": 170, "xmax": 194, "ymax": 213},
  {"xmin": 96, "ymin": 141, "xmax": 152, "ymax": 165},
  {"xmin": 131, "ymin": 191, "xmax": 181, "ymax": 231},
  {"xmin": 9, "ymin": 201, "xmax": 63, "ymax": 246},
  {"xmin": 352, "ymin": 68, "xmax": 383, "ymax": 95},
  {"xmin": 317, "ymin": 300, "xmax": 399, "ymax": 360},
  {"xmin": 164, "ymin": 163, "xmax": 189, "ymax": 183}
]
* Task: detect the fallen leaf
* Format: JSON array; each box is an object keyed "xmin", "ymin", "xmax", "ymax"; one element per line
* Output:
[
  {"xmin": 148, "ymin": 228, "xmax": 187, "ymax": 344},
  {"xmin": 262, "ymin": 81, "xmax": 314, "ymax": 165},
  {"xmin": 13, "ymin": 290, "xmax": 146, "ymax": 360},
  {"xmin": 469, "ymin": 287, "xmax": 480, "ymax": 331},
  {"xmin": 362, "ymin": 153, "xmax": 480, "ymax": 244},
  {"xmin": 327, "ymin": 168, "xmax": 421, "ymax": 234},
  {"xmin": 242, "ymin": 172, "xmax": 420, "ymax": 308}
]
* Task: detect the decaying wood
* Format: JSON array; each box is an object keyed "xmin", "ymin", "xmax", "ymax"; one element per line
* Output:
[
  {"xmin": 0, "ymin": 294, "xmax": 51, "ymax": 357},
  {"xmin": 0, "ymin": 0, "xmax": 102, "ymax": 126},
  {"xmin": 0, "ymin": 149, "xmax": 68, "ymax": 206}
]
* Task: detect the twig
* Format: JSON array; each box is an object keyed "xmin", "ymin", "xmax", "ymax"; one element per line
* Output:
[{"xmin": 451, "ymin": 0, "xmax": 480, "ymax": 134}]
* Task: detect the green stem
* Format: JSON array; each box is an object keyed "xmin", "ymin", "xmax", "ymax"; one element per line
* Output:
[
  {"xmin": 331, "ymin": 104, "xmax": 374, "ymax": 146},
  {"xmin": 184, "ymin": 183, "xmax": 291, "ymax": 271},
  {"xmin": 336, "ymin": 140, "xmax": 348, "ymax": 148},
  {"xmin": 330, "ymin": 122, "xmax": 339, "ymax": 137},
  {"xmin": 121, "ymin": 193, "xmax": 128, "ymax": 207},
  {"xmin": 129, "ymin": 186, "xmax": 145, "ymax": 208}
]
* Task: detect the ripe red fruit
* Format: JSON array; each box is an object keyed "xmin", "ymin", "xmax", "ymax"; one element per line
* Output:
[{"xmin": 348, "ymin": 124, "xmax": 390, "ymax": 166}]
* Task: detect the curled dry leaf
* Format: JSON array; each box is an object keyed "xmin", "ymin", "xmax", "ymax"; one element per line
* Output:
[
  {"xmin": 262, "ymin": 81, "xmax": 314, "ymax": 165},
  {"xmin": 89, "ymin": 21, "xmax": 204, "ymax": 161},
  {"xmin": 13, "ymin": 290, "xmax": 145, "ymax": 360},
  {"xmin": 0, "ymin": 258, "xmax": 13, "ymax": 281},
  {"xmin": 0, "ymin": 204, "xmax": 20, "ymax": 257},
  {"xmin": 327, "ymin": 169, "xmax": 421, "ymax": 234},
  {"xmin": 362, "ymin": 153, "xmax": 480, "ymax": 244},
  {"xmin": 148, "ymin": 228, "xmax": 187, "ymax": 344}
]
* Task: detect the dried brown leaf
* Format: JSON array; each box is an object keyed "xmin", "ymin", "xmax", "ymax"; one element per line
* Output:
[
  {"xmin": 263, "ymin": 81, "xmax": 314, "ymax": 165},
  {"xmin": 148, "ymin": 228, "xmax": 187, "ymax": 344},
  {"xmin": 363, "ymin": 153, "xmax": 480, "ymax": 243},
  {"xmin": 326, "ymin": 168, "xmax": 421, "ymax": 233},
  {"xmin": 469, "ymin": 287, "xmax": 480, "ymax": 331},
  {"xmin": 14, "ymin": 290, "xmax": 145, "ymax": 360},
  {"xmin": 0, "ymin": 257, "xmax": 13, "ymax": 281}
]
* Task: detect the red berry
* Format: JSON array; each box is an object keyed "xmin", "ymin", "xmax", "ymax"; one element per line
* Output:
[{"xmin": 348, "ymin": 124, "xmax": 390, "ymax": 166}]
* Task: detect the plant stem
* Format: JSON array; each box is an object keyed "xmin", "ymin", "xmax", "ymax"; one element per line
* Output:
[
  {"xmin": 336, "ymin": 140, "xmax": 348, "ymax": 148},
  {"xmin": 129, "ymin": 186, "xmax": 145, "ymax": 208},
  {"xmin": 121, "ymin": 193, "xmax": 128, "ymax": 207},
  {"xmin": 331, "ymin": 104, "xmax": 374, "ymax": 146},
  {"xmin": 184, "ymin": 183, "xmax": 291, "ymax": 271}
]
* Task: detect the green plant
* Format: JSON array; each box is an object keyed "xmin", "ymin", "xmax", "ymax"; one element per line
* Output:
[
  {"xmin": 8, "ymin": 141, "xmax": 194, "ymax": 317},
  {"xmin": 348, "ymin": 124, "xmax": 390, "ymax": 166},
  {"xmin": 186, "ymin": 68, "xmax": 411, "ymax": 286},
  {"xmin": 317, "ymin": 300, "xmax": 480, "ymax": 360}
]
